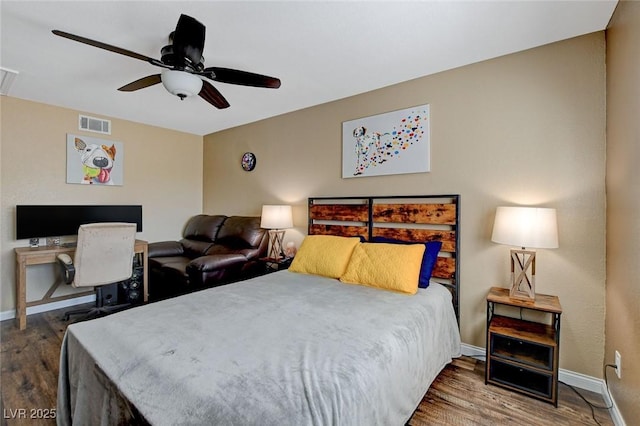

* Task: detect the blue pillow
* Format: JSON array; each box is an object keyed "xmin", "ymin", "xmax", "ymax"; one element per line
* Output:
[{"xmin": 370, "ymin": 237, "xmax": 442, "ymax": 288}]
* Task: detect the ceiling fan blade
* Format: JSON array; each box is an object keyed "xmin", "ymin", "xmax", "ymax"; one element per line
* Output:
[
  {"xmin": 172, "ymin": 14, "xmax": 205, "ymax": 67},
  {"xmin": 52, "ymin": 30, "xmax": 166, "ymax": 68},
  {"xmin": 200, "ymin": 67, "xmax": 281, "ymax": 89},
  {"xmin": 118, "ymin": 74, "xmax": 162, "ymax": 92},
  {"xmin": 199, "ymin": 81, "xmax": 230, "ymax": 109}
]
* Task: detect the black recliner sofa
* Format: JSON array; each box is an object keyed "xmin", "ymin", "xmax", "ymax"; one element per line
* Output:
[{"xmin": 148, "ymin": 215, "xmax": 268, "ymax": 301}]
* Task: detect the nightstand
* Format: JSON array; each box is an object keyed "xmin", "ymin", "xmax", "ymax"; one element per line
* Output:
[
  {"xmin": 485, "ymin": 287, "xmax": 562, "ymax": 406},
  {"xmin": 258, "ymin": 257, "xmax": 293, "ymax": 275}
]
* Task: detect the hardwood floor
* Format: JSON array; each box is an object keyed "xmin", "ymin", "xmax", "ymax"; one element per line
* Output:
[
  {"xmin": 1, "ymin": 304, "xmax": 613, "ymax": 425},
  {"xmin": 409, "ymin": 356, "xmax": 613, "ymax": 425}
]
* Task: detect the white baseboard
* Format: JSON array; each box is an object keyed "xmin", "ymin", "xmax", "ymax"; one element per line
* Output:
[
  {"xmin": 607, "ymin": 392, "xmax": 626, "ymax": 426},
  {"xmin": 461, "ymin": 343, "xmax": 626, "ymax": 426},
  {"xmin": 460, "ymin": 342, "xmax": 487, "ymax": 359},
  {"xmin": 0, "ymin": 294, "xmax": 96, "ymax": 322}
]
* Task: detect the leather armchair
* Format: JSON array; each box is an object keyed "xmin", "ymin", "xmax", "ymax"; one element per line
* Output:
[{"xmin": 148, "ymin": 215, "xmax": 268, "ymax": 301}]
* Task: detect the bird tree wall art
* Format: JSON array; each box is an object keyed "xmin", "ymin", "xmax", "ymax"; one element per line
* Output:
[{"xmin": 342, "ymin": 104, "xmax": 430, "ymax": 178}]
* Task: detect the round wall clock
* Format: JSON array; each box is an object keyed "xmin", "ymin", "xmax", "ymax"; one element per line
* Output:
[{"xmin": 241, "ymin": 152, "xmax": 256, "ymax": 171}]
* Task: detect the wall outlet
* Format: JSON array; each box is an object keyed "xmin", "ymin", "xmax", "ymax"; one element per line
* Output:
[{"xmin": 615, "ymin": 350, "xmax": 622, "ymax": 379}]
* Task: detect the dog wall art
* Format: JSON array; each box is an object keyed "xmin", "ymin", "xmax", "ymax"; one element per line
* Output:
[
  {"xmin": 342, "ymin": 104, "xmax": 430, "ymax": 178},
  {"xmin": 66, "ymin": 134, "xmax": 124, "ymax": 185}
]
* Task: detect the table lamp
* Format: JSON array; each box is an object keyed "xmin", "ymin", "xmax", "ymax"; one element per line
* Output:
[
  {"xmin": 260, "ymin": 205, "xmax": 293, "ymax": 260},
  {"xmin": 491, "ymin": 206, "xmax": 558, "ymax": 300}
]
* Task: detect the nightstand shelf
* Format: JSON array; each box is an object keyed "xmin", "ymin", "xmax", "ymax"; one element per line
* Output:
[
  {"xmin": 258, "ymin": 257, "xmax": 293, "ymax": 275},
  {"xmin": 486, "ymin": 287, "xmax": 562, "ymax": 406}
]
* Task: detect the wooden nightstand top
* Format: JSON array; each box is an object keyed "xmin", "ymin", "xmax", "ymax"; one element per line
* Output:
[{"xmin": 487, "ymin": 287, "xmax": 562, "ymax": 314}]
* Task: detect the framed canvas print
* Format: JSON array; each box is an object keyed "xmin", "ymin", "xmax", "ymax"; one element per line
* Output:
[
  {"xmin": 342, "ymin": 104, "xmax": 430, "ymax": 178},
  {"xmin": 66, "ymin": 134, "xmax": 124, "ymax": 185}
]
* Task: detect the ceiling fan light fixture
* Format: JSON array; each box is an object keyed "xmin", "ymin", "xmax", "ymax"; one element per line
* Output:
[
  {"xmin": 161, "ymin": 70, "xmax": 202, "ymax": 99},
  {"xmin": 53, "ymin": 14, "xmax": 280, "ymax": 109}
]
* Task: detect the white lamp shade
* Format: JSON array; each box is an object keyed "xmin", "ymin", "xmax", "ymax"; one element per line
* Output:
[
  {"xmin": 491, "ymin": 206, "xmax": 558, "ymax": 249},
  {"xmin": 260, "ymin": 205, "xmax": 293, "ymax": 229},
  {"xmin": 161, "ymin": 70, "xmax": 203, "ymax": 98}
]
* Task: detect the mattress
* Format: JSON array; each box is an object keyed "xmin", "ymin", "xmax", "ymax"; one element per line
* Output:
[{"xmin": 57, "ymin": 270, "xmax": 461, "ymax": 425}]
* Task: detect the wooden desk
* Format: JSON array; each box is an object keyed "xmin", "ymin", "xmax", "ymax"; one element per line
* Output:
[{"xmin": 14, "ymin": 240, "xmax": 148, "ymax": 330}]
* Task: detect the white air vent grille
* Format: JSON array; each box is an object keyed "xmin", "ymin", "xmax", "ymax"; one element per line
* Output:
[
  {"xmin": 79, "ymin": 115, "xmax": 111, "ymax": 135},
  {"xmin": 0, "ymin": 67, "xmax": 19, "ymax": 95}
]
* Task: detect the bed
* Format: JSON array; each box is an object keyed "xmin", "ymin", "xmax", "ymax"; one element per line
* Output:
[{"xmin": 57, "ymin": 195, "xmax": 461, "ymax": 426}]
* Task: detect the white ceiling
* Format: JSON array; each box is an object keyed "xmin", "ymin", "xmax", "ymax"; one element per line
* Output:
[{"xmin": 1, "ymin": 1, "xmax": 617, "ymax": 136}]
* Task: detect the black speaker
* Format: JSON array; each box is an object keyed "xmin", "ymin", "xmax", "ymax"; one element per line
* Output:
[
  {"xmin": 100, "ymin": 283, "xmax": 119, "ymax": 306},
  {"xmin": 119, "ymin": 264, "xmax": 143, "ymax": 305}
]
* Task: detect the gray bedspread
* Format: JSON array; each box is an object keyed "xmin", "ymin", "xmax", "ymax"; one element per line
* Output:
[{"xmin": 57, "ymin": 271, "xmax": 461, "ymax": 426}]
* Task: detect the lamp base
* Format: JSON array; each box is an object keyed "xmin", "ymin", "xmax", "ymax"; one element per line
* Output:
[
  {"xmin": 267, "ymin": 229, "xmax": 286, "ymax": 260},
  {"xmin": 509, "ymin": 249, "xmax": 536, "ymax": 301}
]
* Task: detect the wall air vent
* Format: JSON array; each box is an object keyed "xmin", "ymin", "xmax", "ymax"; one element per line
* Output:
[
  {"xmin": 0, "ymin": 67, "xmax": 19, "ymax": 95},
  {"xmin": 79, "ymin": 114, "xmax": 111, "ymax": 135}
]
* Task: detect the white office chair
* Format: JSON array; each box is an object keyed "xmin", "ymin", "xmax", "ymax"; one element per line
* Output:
[{"xmin": 58, "ymin": 222, "xmax": 137, "ymax": 322}]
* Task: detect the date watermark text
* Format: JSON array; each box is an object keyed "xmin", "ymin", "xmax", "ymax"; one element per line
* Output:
[{"xmin": 3, "ymin": 408, "xmax": 56, "ymax": 420}]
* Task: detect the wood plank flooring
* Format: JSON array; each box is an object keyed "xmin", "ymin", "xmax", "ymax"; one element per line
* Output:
[{"xmin": 1, "ymin": 304, "xmax": 614, "ymax": 425}]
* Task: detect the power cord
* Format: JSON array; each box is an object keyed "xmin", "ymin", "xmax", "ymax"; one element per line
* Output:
[{"xmin": 559, "ymin": 363, "xmax": 616, "ymax": 426}]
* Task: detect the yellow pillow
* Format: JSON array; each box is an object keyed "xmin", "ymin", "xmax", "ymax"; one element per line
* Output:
[
  {"xmin": 340, "ymin": 243, "xmax": 425, "ymax": 295},
  {"xmin": 288, "ymin": 235, "xmax": 361, "ymax": 278}
]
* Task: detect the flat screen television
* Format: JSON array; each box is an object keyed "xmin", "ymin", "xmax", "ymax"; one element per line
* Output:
[{"xmin": 16, "ymin": 205, "xmax": 142, "ymax": 240}]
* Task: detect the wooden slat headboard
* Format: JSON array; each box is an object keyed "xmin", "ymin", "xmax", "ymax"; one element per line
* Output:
[{"xmin": 308, "ymin": 195, "xmax": 460, "ymax": 324}]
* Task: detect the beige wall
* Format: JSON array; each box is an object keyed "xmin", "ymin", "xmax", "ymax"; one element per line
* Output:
[
  {"xmin": 0, "ymin": 97, "xmax": 203, "ymax": 312},
  {"xmin": 204, "ymin": 33, "xmax": 607, "ymax": 377},
  {"xmin": 606, "ymin": 1, "xmax": 640, "ymax": 423}
]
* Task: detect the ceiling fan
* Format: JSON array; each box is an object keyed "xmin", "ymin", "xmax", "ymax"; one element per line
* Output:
[{"xmin": 52, "ymin": 14, "xmax": 281, "ymax": 109}]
